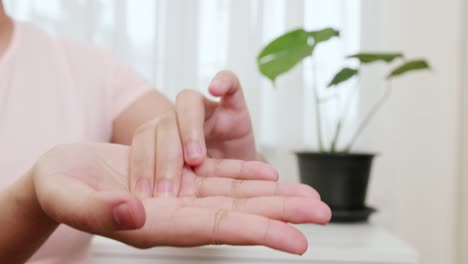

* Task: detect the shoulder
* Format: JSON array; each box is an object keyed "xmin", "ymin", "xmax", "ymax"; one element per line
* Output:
[
  {"xmin": 15, "ymin": 21, "xmax": 117, "ymax": 75},
  {"xmin": 57, "ymin": 37, "xmax": 115, "ymax": 68},
  {"xmin": 17, "ymin": 21, "xmax": 110, "ymax": 58},
  {"xmin": 56, "ymin": 37, "xmax": 117, "ymax": 77}
]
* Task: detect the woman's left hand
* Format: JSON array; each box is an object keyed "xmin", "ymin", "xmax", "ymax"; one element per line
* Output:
[{"xmin": 34, "ymin": 143, "xmax": 331, "ymax": 254}]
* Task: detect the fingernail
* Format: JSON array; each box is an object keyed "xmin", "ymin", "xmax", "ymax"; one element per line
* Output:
[
  {"xmin": 135, "ymin": 178, "xmax": 152, "ymax": 198},
  {"xmin": 186, "ymin": 142, "xmax": 202, "ymax": 160},
  {"xmin": 113, "ymin": 202, "xmax": 133, "ymax": 229},
  {"xmin": 157, "ymin": 179, "xmax": 173, "ymax": 197}
]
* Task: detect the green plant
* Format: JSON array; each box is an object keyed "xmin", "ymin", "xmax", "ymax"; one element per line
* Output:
[{"xmin": 257, "ymin": 27, "xmax": 431, "ymax": 153}]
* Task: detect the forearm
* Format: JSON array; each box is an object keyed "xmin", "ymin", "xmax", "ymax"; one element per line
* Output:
[
  {"xmin": 112, "ymin": 90, "xmax": 174, "ymax": 145},
  {"xmin": 0, "ymin": 170, "xmax": 58, "ymax": 263}
]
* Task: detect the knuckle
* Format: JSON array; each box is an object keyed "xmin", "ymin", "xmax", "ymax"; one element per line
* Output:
[
  {"xmin": 231, "ymin": 198, "xmax": 247, "ymax": 211},
  {"xmin": 239, "ymin": 160, "xmax": 247, "ymax": 177},
  {"xmin": 134, "ymin": 122, "xmax": 154, "ymax": 137},
  {"xmin": 195, "ymin": 176, "xmax": 205, "ymax": 197},
  {"xmin": 177, "ymin": 89, "xmax": 201, "ymax": 102},
  {"xmin": 211, "ymin": 209, "xmax": 229, "ymax": 245},
  {"xmin": 211, "ymin": 159, "xmax": 224, "ymax": 175},
  {"xmin": 262, "ymin": 219, "xmax": 272, "ymax": 243},
  {"xmin": 273, "ymin": 182, "xmax": 280, "ymax": 196},
  {"xmin": 133, "ymin": 109, "xmax": 177, "ymax": 138},
  {"xmin": 281, "ymin": 198, "xmax": 287, "ymax": 221},
  {"xmin": 230, "ymin": 179, "xmax": 244, "ymax": 197},
  {"xmin": 157, "ymin": 110, "xmax": 177, "ymax": 127}
]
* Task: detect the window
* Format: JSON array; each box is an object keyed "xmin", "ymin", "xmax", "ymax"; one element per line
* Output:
[{"xmin": 4, "ymin": 0, "xmax": 360, "ymax": 149}]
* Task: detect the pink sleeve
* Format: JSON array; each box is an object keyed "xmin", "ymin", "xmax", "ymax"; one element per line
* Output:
[{"xmin": 106, "ymin": 56, "xmax": 154, "ymax": 122}]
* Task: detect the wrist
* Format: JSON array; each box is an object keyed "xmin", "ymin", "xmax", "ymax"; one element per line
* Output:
[
  {"xmin": 0, "ymin": 169, "xmax": 58, "ymax": 262},
  {"xmin": 9, "ymin": 169, "xmax": 58, "ymax": 230}
]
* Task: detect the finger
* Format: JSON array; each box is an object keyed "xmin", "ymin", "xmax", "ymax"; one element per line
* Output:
[
  {"xmin": 187, "ymin": 196, "xmax": 331, "ymax": 224},
  {"xmin": 208, "ymin": 70, "xmax": 247, "ymax": 111},
  {"xmin": 129, "ymin": 120, "xmax": 158, "ymax": 199},
  {"xmin": 118, "ymin": 204, "xmax": 308, "ymax": 255},
  {"xmin": 175, "ymin": 89, "xmax": 208, "ymax": 165},
  {"xmin": 199, "ymin": 209, "xmax": 307, "ymax": 254},
  {"xmin": 38, "ymin": 178, "xmax": 145, "ymax": 234},
  {"xmin": 186, "ymin": 176, "xmax": 320, "ymax": 199},
  {"xmin": 155, "ymin": 110, "xmax": 184, "ymax": 197},
  {"xmin": 194, "ymin": 159, "xmax": 279, "ymax": 181}
]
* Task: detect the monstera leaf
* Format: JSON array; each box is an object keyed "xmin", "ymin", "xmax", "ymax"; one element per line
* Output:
[
  {"xmin": 309, "ymin": 28, "xmax": 341, "ymax": 44},
  {"xmin": 257, "ymin": 27, "xmax": 339, "ymax": 83},
  {"xmin": 327, "ymin": 67, "xmax": 359, "ymax": 87},
  {"xmin": 387, "ymin": 59, "xmax": 431, "ymax": 79},
  {"xmin": 348, "ymin": 52, "xmax": 404, "ymax": 64}
]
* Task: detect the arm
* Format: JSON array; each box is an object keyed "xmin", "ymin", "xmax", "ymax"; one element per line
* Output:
[{"xmin": 0, "ymin": 171, "xmax": 57, "ymax": 263}]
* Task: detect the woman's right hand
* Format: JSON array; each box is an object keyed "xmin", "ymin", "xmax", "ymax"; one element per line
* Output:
[{"xmin": 32, "ymin": 143, "xmax": 331, "ymax": 255}]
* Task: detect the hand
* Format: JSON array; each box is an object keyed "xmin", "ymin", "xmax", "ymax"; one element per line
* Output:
[
  {"xmin": 128, "ymin": 109, "xmax": 274, "ymax": 198},
  {"xmin": 176, "ymin": 70, "xmax": 257, "ymax": 165},
  {"xmin": 33, "ymin": 143, "xmax": 331, "ymax": 254}
]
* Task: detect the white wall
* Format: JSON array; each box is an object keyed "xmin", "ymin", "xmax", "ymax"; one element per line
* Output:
[
  {"xmin": 460, "ymin": 1, "xmax": 468, "ymax": 262},
  {"xmin": 360, "ymin": 1, "xmax": 463, "ymax": 264},
  {"xmin": 264, "ymin": 2, "xmax": 464, "ymax": 263}
]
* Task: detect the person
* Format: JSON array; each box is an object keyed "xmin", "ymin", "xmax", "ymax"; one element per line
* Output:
[{"xmin": 0, "ymin": 2, "xmax": 331, "ymax": 264}]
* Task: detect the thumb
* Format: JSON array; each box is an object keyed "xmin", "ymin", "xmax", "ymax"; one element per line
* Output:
[
  {"xmin": 38, "ymin": 180, "xmax": 145, "ymax": 234},
  {"xmin": 89, "ymin": 191, "xmax": 146, "ymax": 231}
]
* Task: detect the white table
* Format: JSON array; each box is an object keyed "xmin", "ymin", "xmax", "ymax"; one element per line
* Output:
[{"xmin": 91, "ymin": 223, "xmax": 418, "ymax": 264}]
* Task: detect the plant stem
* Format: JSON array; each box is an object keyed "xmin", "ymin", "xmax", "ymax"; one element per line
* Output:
[
  {"xmin": 330, "ymin": 81, "xmax": 360, "ymax": 153},
  {"xmin": 312, "ymin": 59, "xmax": 325, "ymax": 152},
  {"xmin": 344, "ymin": 81, "xmax": 393, "ymax": 152},
  {"xmin": 330, "ymin": 120, "xmax": 342, "ymax": 153}
]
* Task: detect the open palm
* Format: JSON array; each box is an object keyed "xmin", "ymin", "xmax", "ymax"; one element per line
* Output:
[{"xmin": 33, "ymin": 144, "xmax": 330, "ymax": 255}]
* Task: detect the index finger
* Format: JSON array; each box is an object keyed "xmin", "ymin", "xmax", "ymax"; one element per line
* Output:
[
  {"xmin": 154, "ymin": 110, "xmax": 184, "ymax": 197},
  {"xmin": 208, "ymin": 70, "xmax": 247, "ymax": 111},
  {"xmin": 175, "ymin": 89, "xmax": 212, "ymax": 165}
]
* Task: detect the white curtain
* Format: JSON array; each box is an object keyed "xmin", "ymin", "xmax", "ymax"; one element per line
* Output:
[{"xmin": 4, "ymin": 0, "xmax": 360, "ymax": 151}]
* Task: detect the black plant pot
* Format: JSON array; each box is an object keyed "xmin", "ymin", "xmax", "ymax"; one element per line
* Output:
[{"xmin": 295, "ymin": 152, "xmax": 376, "ymax": 223}]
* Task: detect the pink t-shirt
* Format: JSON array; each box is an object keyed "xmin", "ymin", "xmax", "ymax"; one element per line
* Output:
[{"xmin": 0, "ymin": 22, "xmax": 152, "ymax": 263}]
